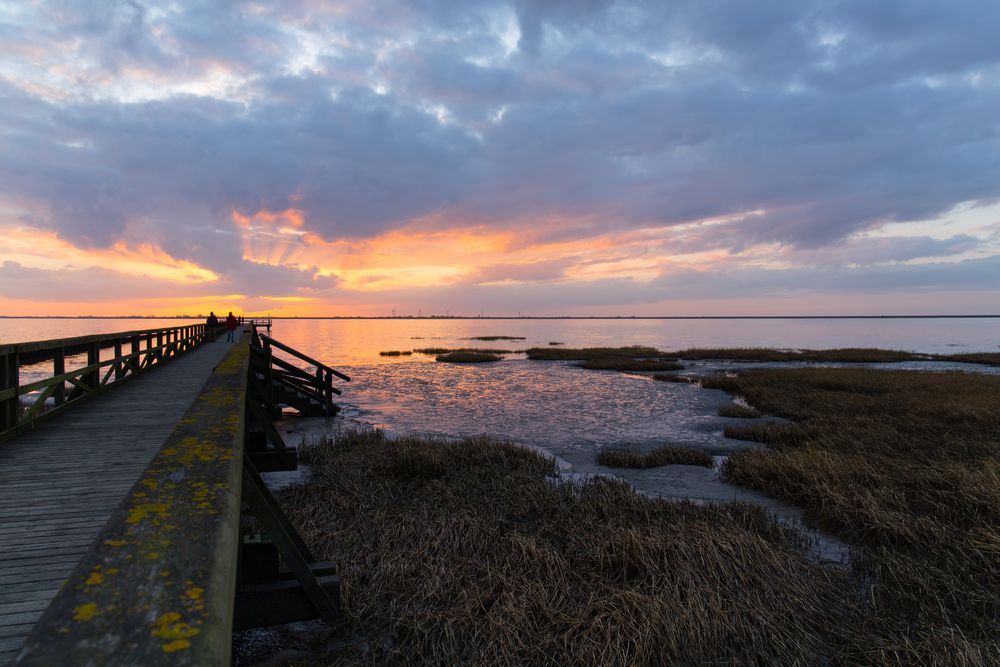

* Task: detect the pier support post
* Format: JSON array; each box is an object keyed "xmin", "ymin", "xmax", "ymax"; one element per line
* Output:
[
  {"xmin": 53, "ymin": 349, "xmax": 65, "ymax": 406},
  {"xmin": 0, "ymin": 350, "xmax": 18, "ymax": 431},
  {"xmin": 85, "ymin": 342, "xmax": 100, "ymax": 391}
]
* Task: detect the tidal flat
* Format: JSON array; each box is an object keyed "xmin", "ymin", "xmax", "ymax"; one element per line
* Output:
[{"xmin": 237, "ymin": 345, "xmax": 1000, "ymax": 665}]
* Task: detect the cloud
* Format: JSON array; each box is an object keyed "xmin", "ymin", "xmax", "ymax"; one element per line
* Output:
[{"xmin": 0, "ymin": 0, "xmax": 998, "ymax": 313}]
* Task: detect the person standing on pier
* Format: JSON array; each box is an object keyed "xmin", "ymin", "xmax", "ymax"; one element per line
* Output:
[
  {"xmin": 206, "ymin": 311, "xmax": 219, "ymax": 341},
  {"xmin": 225, "ymin": 312, "xmax": 238, "ymax": 342}
]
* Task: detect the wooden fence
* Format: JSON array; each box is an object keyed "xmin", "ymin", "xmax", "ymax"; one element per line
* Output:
[{"xmin": 0, "ymin": 324, "xmax": 221, "ymax": 441}]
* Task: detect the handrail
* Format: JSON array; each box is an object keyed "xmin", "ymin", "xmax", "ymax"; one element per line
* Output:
[
  {"xmin": 0, "ymin": 325, "xmax": 210, "ymax": 356},
  {"xmin": 0, "ymin": 324, "xmax": 223, "ymax": 441},
  {"xmin": 259, "ymin": 334, "xmax": 351, "ymax": 381},
  {"xmin": 14, "ymin": 341, "xmax": 250, "ymax": 665}
]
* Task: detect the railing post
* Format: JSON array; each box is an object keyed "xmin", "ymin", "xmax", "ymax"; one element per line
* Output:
[
  {"xmin": 130, "ymin": 335, "xmax": 140, "ymax": 373},
  {"xmin": 114, "ymin": 340, "xmax": 124, "ymax": 380},
  {"xmin": 85, "ymin": 341, "xmax": 100, "ymax": 390},
  {"xmin": 146, "ymin": 333, "xmax": 154, "ymax": 365},
  {"xmin": 0, "ymin": 349, "xmax": 19, "ymax": 432},
  {"xmin": 264, "ymin": 339, "xmax": 274, "ymax": 408},
  {"xmin": 154, "ymin": 332, "xmax": 162, "ymax": 362},
  {"xmin": 325, "ymin": 369, "xmax": 333, "ymax": 416},
  {"xmin": 53, "ymin": 348, "xmax": 65, "ymax": 406}
]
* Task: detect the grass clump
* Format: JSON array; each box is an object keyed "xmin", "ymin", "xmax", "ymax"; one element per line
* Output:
[
  {"xmin": 276, "ymin": 431, "xmax": 855, "ymax": 665},
  {"xmin": 711, "ymin": 367, "xmax": 1000, "ymax": 662},
  {"xmin": 435, "ymin": 351, "xmax": 503, "ymax": 363},
  {"xmin": 718, "ymin": 402, "xmax": 761, "ymax": 418},
  {"xmin": 598, "ymin": 445, "xmax": 713, "ymax": 468},
  {"xmin": 548, "ymin": 341, "xmax": 564, "ymax": 345},
  {"xmin": 378, "ymin": 350, "xmax": 413, "ymax": 356},
  {"xmin": 938, "ymin": 351, "xmax": 1000, "ymax": 366},
  {"xmin": 579, "ymin": 358, "xmax": 684, "ymax": 372},
  {"xmin": 652, "ymin": 373, "xmax": 694, "ymax": 383},
  {"xmin": 415, "ymin": 347, "xmax": 514, "ymax": 355},
  {"xmin": 467, "ymin": 335, "xmax": 526, "ymax": 341},
  {"xmin": 526, "ymin": 345, "xmax": 666, "ymax": 361}
]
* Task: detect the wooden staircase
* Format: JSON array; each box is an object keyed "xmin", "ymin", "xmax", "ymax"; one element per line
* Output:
[{"xmin": 249, "ymin": 329, "xmax": 351, "ymax": 419}]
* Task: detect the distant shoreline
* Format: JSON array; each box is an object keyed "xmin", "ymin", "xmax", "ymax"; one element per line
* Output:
[{"xmin": 1, "ymin": 315, "xmax": 998, "ymax": 320}]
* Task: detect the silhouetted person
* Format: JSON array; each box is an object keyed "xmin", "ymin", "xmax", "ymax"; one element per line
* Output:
[
  {"xmin": 206, "ymin": 311, "xmax": 219, "ymax": 341},
  {"xmin": 226, "ymin": 312, "xmax": 238, "ymax": 342}
]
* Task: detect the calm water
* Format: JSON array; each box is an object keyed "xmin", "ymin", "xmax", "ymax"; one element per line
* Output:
[
  {"xmin": 258, "ymin": 318, "xmax": 996, "ymax": 533},
  {"xmin": 4, "ymin": 317, "xmax": 997, "ymax": 539}
]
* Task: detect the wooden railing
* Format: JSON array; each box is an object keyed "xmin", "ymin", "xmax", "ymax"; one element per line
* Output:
[
  {"xmin": 0, "ymin": 324, "xmax": 221, "ymax": 441},
  {"xmin": 250, "ymin": 331, "xmax": 349, "ymax": 417}
]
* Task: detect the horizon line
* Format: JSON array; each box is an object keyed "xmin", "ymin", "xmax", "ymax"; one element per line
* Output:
[{"xmin": 1, "ymin": 314, "xmax": 998, "ymax": 320}]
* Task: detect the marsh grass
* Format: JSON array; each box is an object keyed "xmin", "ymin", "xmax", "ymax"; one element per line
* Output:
[
  {"xmin": 652, "ymin": 373, "xmax": 694, "ymax": 383},
  {"xmin": 526, "ymin": 345, "xmax": 666, "ymax": 361},
  {"xmin": 673, "ymin": 346, "xmax": 1000, "ymax": 367},
  {"xmin": 718, "ymin": 402, "xmax": 761, "ymax": 418},
  {"xmin": 548, "ymin": 341, "xmax": 564, "ymax": 345},
  {"xmin": 435, "ymin": 351, "xmax": 503, "ymax": 363},
  {"xmin": 674, "ymin": 347, "xmax": 929, "ymax": 362},
  {"xmin": 598, "ymin": 445, "xmax": 714, "ymax": 468},
  {"xmin": 414, "ymin": 347, "xmax": 514, "ymax": 355},
  {"xmin": 279, "ymin": 431, "xmax": 856, "ymax": 665},
  {"xmin": 378, "ymin": 350, "xmax": 413, "ymax": 356},
  {"xmin": 579, "ymin": 358, "xmax": 684, "ymax": 372},
  {"xmin": 711, "ymin": 367, "xmax": 1000, "ymax": 663},
  {"xmin": 939, "ymin": 351, "xmax": 1000, "ymax": 366}
]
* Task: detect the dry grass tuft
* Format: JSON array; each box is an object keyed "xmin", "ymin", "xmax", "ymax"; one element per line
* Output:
[
  {"xmin": 548, "ymin": 341, "xmax": 564, "ymax": 345},
  {"xmin": 598, "ymin": 445, "xmax": 714, "ymax": 468},
  {"xmin": 435, "ymin": 351, "xmax": 503, "ymax": 363},
  {"xmin": 279, "ymin": 431, "xmax": 856, "ymax": 665},
  {"xmin": 713, "ymin": 367, "xmax": 1000, "ymax": 663},
  {"xmin": 579, "ymin": 358, "xmax": 685, "ymax": 372},
  {"xmin": 378, "ymin": 350, "xmax": 413, "ymax": 356}
]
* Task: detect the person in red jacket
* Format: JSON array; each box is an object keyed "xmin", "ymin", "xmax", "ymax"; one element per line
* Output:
[{"xmin": 225, "ymin": 312, "xmax": 238, "ymax": 342}]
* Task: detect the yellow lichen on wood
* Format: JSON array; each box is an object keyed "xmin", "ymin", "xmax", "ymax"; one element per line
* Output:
[
  {"xmin": 126, "ymin": 502, "xmax": 170, "ymax": 525},
  {"xmin": 161, "ymin": 639, "xmax": 191, "ymax": 653},
  {"xmin": 151, "ymin": 612, "xmax": 201, "ymax": 651},
  {"xmin": 72, "ymin": 603, "xmax": 97, "ymax": 621}
]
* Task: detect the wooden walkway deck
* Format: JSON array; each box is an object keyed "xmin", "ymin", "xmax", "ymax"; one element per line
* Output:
[{"xmin": 0, "ymin": 339, "xmax": 238, "ymax": 664}]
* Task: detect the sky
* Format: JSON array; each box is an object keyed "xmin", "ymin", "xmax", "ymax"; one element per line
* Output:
[{"xmin": 0, "ymin": 0, "xmax": 998, "ymax": 317}]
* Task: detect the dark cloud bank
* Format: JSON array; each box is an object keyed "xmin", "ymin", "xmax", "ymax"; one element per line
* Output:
[{"xmin": 1, "ymin": 0, "xmax": 998, "ymax": 307}]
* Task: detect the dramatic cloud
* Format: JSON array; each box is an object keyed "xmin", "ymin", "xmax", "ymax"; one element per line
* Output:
[{"xmin": 0, "ymin": 0, "xmax": 998, "ymax": 314}]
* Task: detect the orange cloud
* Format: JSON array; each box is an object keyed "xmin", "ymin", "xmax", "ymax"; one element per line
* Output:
[{"xmin": 0, "ymin": 225, "xmax": 218, "ymax": 284}]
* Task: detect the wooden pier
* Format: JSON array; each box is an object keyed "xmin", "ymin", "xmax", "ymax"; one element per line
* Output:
[{"xmin": 0, "ymin": 324, "xmax": 349, "ymax": 664}]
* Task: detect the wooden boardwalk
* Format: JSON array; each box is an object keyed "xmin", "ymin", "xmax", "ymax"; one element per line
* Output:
[{"xmin": 0, "ymin": 339, "xmax": 238, "ymax": 664}]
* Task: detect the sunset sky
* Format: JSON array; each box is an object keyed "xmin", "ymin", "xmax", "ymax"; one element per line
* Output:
[{"xmin": 1, "ymin": 1, "xmax": 998, "ymax": 317}]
